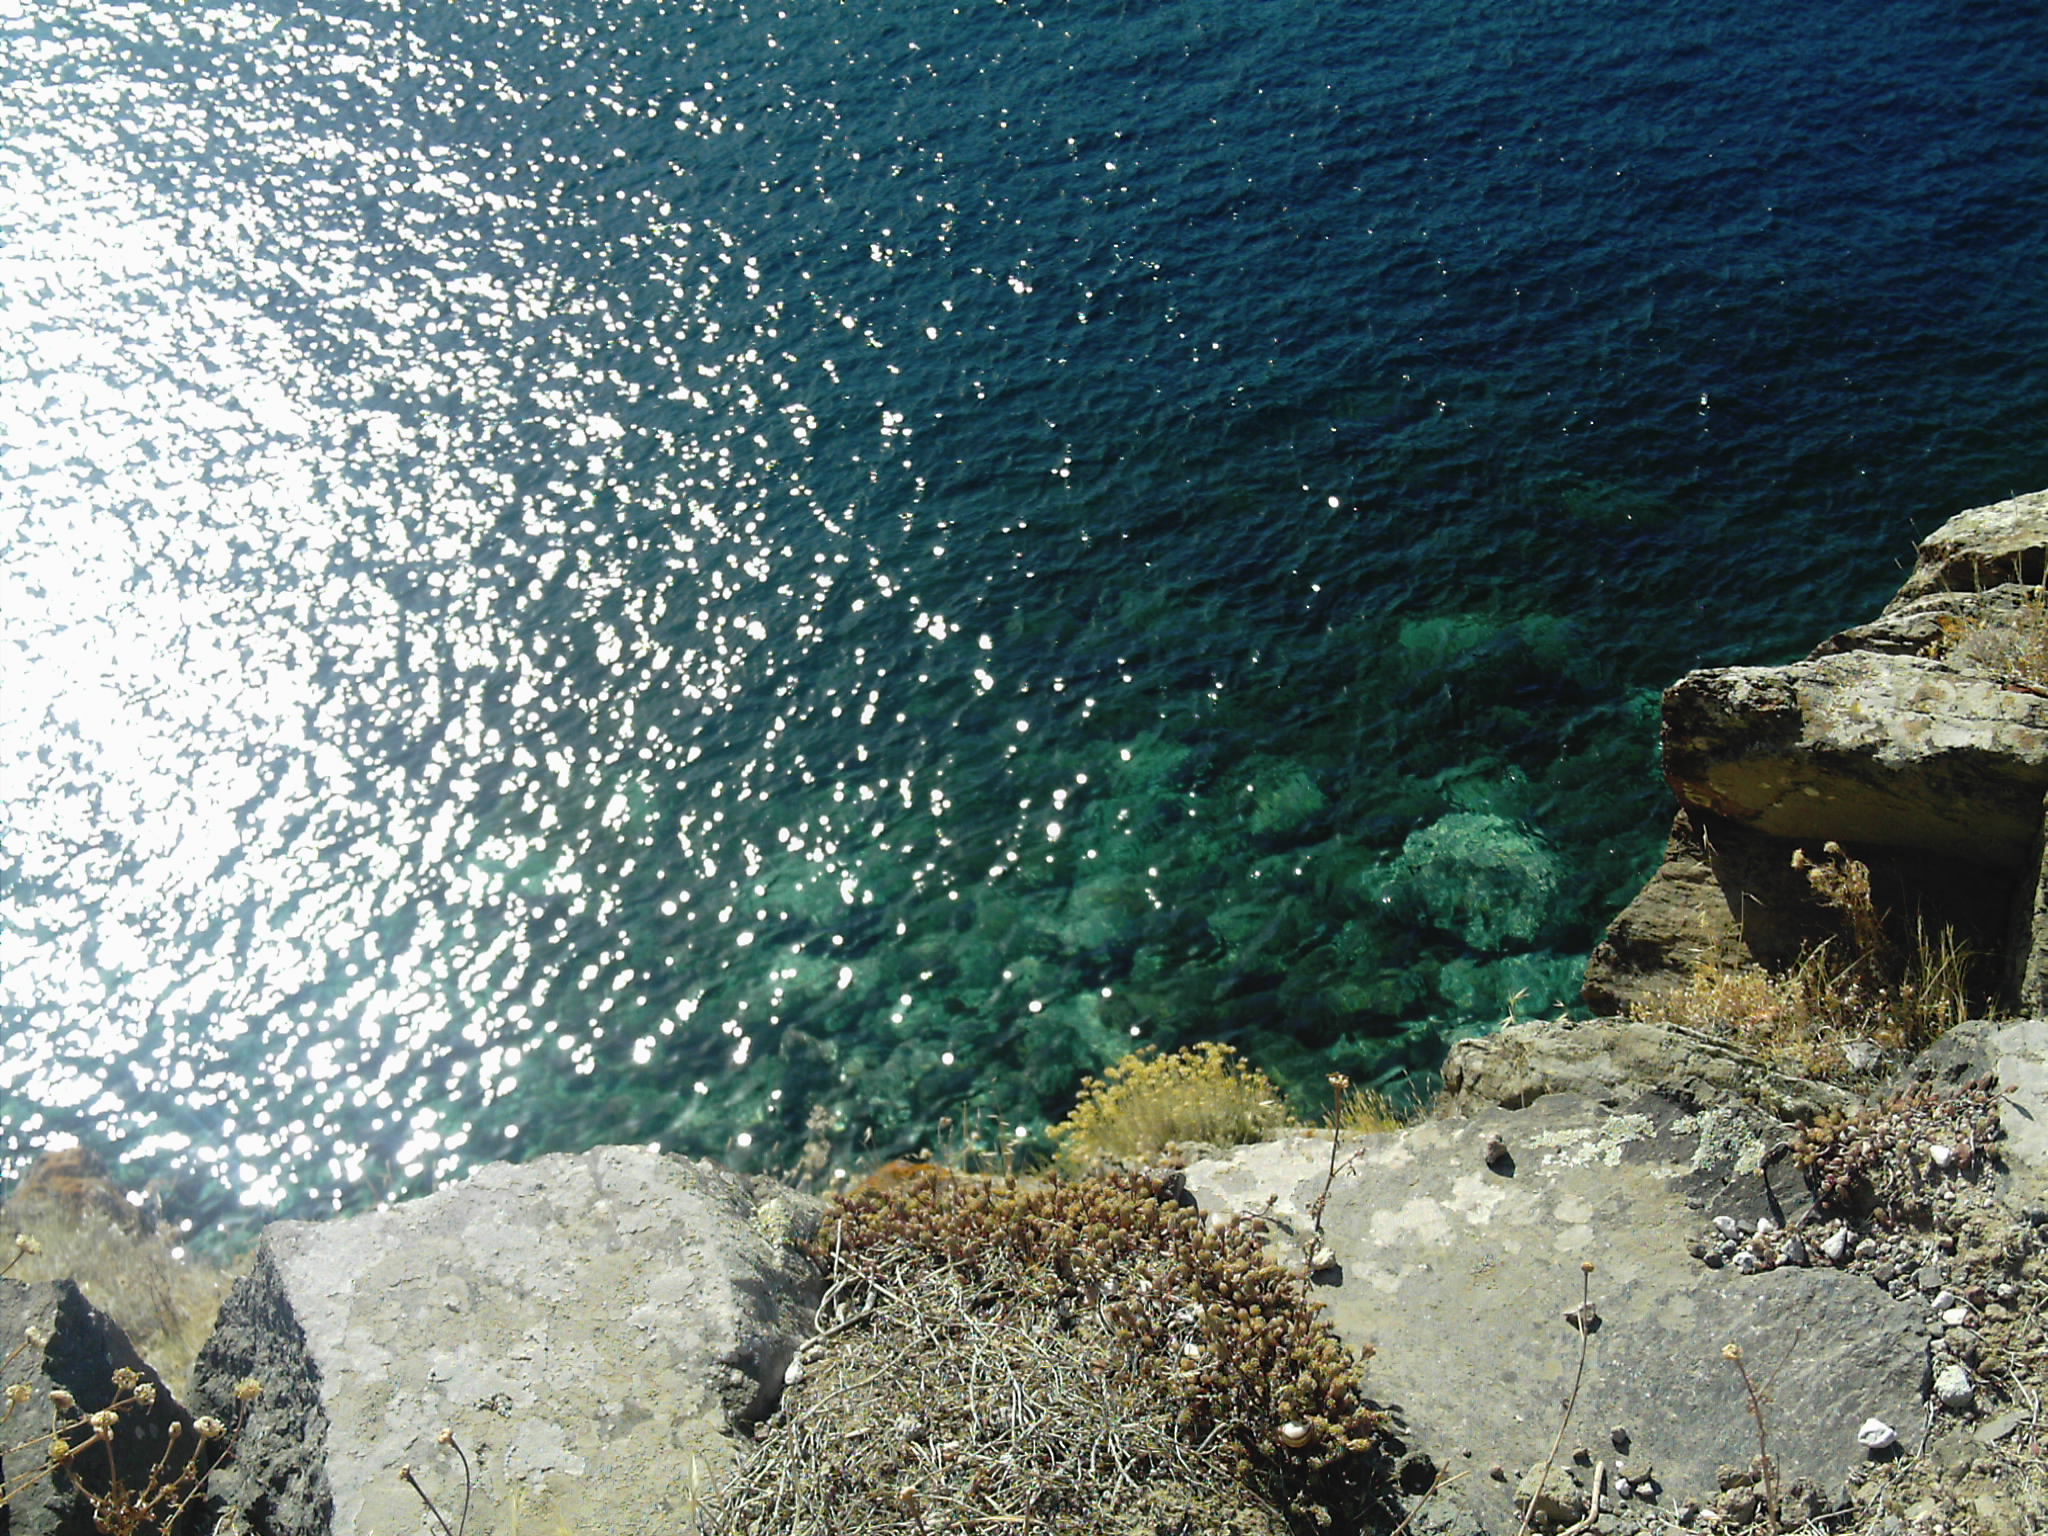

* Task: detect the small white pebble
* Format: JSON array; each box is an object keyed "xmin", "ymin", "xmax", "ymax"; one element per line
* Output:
[
  {"xmin": 1934, "ymin": 1363, "xmax": 1974, "ymax": 1412},
  {"xmin": 783, "ymin": 1359, "xmax": 806, "ymax": 1387},
  {"xmin": 1713, "ymin": 1216, "xmax": 1740, "ymax": 1237},
  {"xmin": 1858, "ymin": 1418, "xmax": 1897, "ymax": 1450},
  {"xmin": 1929, "ymin": 1144, "xmax": 1955, "ymax": 1170}
]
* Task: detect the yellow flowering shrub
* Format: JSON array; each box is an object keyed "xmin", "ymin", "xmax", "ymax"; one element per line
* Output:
[{"xmin": 1048, "ymin": 1043, "xmax": 1287, "ymax": 1172}]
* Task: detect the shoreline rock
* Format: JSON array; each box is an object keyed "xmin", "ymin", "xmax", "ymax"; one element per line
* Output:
[{"xmin": 1586, "ymin": 489, "xmax": 2048, "ymax": 1019}]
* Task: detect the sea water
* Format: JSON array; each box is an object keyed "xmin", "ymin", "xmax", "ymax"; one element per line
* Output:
[{"xmin": 2, "ymin": 0, "xmax": 2044, "ymax": 1240}]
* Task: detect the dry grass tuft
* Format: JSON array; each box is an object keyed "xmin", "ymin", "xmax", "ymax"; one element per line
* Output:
[
  {"xmin": 1049, "ymin": 1043, "xmax": 1289, "ymax": 1172},
  {"xmin": 1931, "ymin": 580, "xmax": 2048, "ymax": 688},
  {"xmin": 4, "ymin": 1152, "xmax": 241, "ymax": 1397},
  {"xmin": 1634, "ymin": 843, "xmax": 1976, "ymax": 1082}
]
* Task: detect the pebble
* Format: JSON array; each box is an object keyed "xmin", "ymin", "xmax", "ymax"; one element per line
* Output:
[
  {"xmin": 1914, "ymin": 1263, "xmax": 1946, "ymax": 1292},
  {"xmin": 1941, "ymin": 1304, "xmax": 1974, "ymax": 1327},
  {"xmin": 1857, "ymin": 1418, "xmax": 1898, "ymax": 1450},
  {"xmin": 1731, "ymin": 1247, "xmax": 1767, "ymax": 1274},
  {"xmin": 1713, "ymin": 1215, "xmax": 1740, "ymax": 1238},
  {"xmin": 1929, "ymin": 1143, "xmax": 1955, "ymax": 1169},
  {"xmin": 1975, "ymin": 1408, "xmax": 2028, "ymax": 1445},
  {"xmin": 1821, "ymin": 1227, "xmax": 1853, "ymax": 1263},
  {"xmin": 1781, "ymin": 1234, "xmax": 1810, "ymax": 1267},
  {"xmin": 1934, "ymin": 1362, "xmax": 1975, "ymax": 1412}
]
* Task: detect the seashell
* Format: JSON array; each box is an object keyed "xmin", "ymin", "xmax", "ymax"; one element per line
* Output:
[
  {"xmin": 1857, "ymin": 1418, "xmax": 1897, "ymax": 1450},
  {"xmin": 1275, "ymin": 1421, "xmax": 1314, "ymax": 1449}
]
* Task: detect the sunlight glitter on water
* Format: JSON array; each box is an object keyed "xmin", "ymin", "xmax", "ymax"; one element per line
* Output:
[
  {"xmin": 0, "ymin": 0, "xmax": 943, "ymax": 1222},
  {"xmin": 9, "ymin": 0, "xmax": 2021, "ymax": 1238}
]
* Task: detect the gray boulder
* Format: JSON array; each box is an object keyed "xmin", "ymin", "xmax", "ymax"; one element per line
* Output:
[
  {"xmin": 189, "ymin": 1145, "xmax": 821, "ymax": 1536},
  {"xmin": 1893, "ymin": 489, "xmax": 2048, "ymax": 599},
  {"xmin": 1587, "ymin": 490, "xmax": 2048, "ymax": 1015},
  {"xmin": 1442, "ymin": 1016, "xmax": 1862, "ymax": 1124}
]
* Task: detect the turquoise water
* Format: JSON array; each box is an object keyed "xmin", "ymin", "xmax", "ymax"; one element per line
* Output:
[{"xmin": 2, "ymin": 0, "xmax": 2044, "ymax": 1240}]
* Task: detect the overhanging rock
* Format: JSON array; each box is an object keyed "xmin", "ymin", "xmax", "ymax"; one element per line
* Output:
[
  {"xmin": 1662, "ymin": 650, "xmax": 2048, "ymax": 866},
  {"xmin": 190, "ymin": 1145, "xmax": 820, "ymax": 1536}
]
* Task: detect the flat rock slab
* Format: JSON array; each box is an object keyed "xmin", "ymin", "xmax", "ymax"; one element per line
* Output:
[
  {"xmin": 1183, "ymin": 1098, "xmax": 1927, "ymax": 1529},
  {"xmin": 192, "ymin": 1145, "xmax": 819, "ymax": 1536}
]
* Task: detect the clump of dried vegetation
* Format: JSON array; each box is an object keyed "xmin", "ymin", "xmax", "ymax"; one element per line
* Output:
[
  {"xmin": 1929, "ymin": 577, "xmax": 2048, "ymax": 689},
  {"xmin": 1635, "ymin": 842, "xmax": 1977, "ymax": 1082},
  {"xmin": 1048, "ymin": 1042, "xmax": 1291, "ymax": 1172},
  {"xmin": 1792, "ymin": 1073, "xmax": 2007, "ymax": 1228},
  {"xmin": 706, "ymin": 1166, "xmax": 1389, "ymax": 1535}
]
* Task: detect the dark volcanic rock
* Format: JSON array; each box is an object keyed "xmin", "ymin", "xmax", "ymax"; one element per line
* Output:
[{"xmin": 0, "ymin": 1279, "xmax": 197, "ymax": 1536}]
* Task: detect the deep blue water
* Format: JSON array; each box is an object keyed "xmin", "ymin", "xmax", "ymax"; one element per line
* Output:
[{"xmin": 2, "ymin": 0, "xmax": 2043, "ymax": 1241}]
